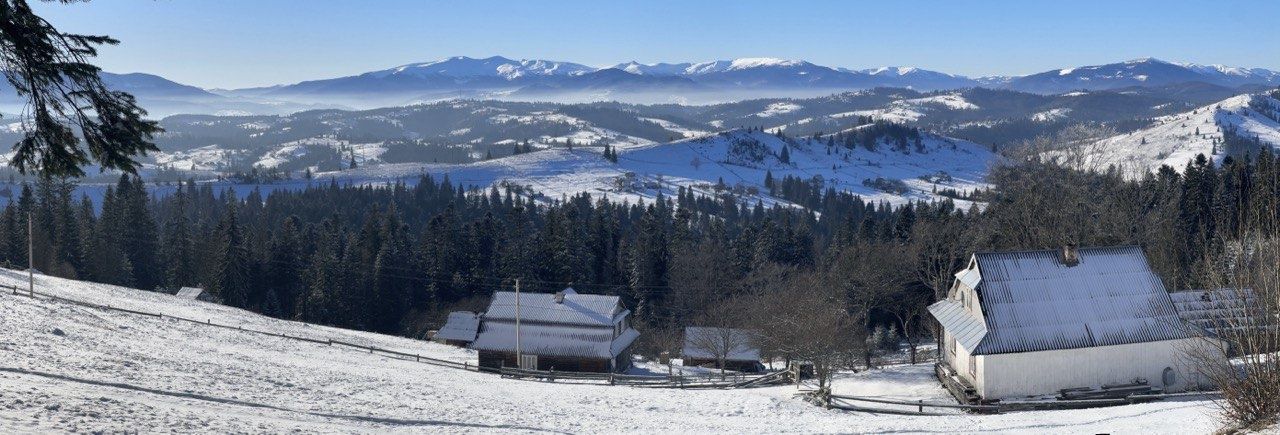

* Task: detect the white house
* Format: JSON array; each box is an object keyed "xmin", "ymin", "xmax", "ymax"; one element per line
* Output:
[{"xmin": 929, "ymin": 245, "xmax": 1206, "ymax": 401}]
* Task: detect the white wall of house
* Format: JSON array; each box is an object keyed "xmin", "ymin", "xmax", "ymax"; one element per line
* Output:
[
  {"xmin": 942, "ymin": 332, "xmax": 981, "ymax": 389},
  {"xmin": 978, "ymin": 338, "xmax": 1208, "ymax": 399}
]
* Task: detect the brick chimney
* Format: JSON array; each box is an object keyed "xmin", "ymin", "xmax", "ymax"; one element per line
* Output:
[{"xmin": 1062, "ymin": 244, "xmax": 1080, "ymax": 266}]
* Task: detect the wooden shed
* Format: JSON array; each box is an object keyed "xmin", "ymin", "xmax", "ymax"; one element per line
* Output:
[
  {"xmin": 471, "ymin": 288, "xmax": 639, "ymax": 373},
  {"xmin": 681, "ymin": 327, "xmax": 764, "ymax": 373},
  {"xmin": 432, "ymin": 311, "xmax": 480, "ymax": 346},
  {"xmin": 929, "ymin": 245, "xmax": 1208, "ymax": 401}
]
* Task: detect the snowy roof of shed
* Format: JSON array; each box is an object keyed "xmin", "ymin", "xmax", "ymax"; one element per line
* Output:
[
  {"xmin": 930, "ymin": 245, "xmax": 1192, "ymax": 355},
  {"xmin": 1170, "ymin": 288, "xmax": 1259, "ymax": 336},
  {"xmin": 482, "ymin": 288, "xmax": 627, "ymax": 327},
  {"xmin": 470, "ymin": 322, "xmax": 639, "ymax": 359},
  {"xmin": 434, "ymin": 311, "xmax": 480, "ymax": 342},
  {"xmin": 175, "ymin": 287, "xmax": 203, "ymax": 299},
  {"xmin": 681, "ymin": 327, "xmax": 762, "ymax": 361}
]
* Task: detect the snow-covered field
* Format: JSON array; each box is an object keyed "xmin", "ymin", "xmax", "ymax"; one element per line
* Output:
[
  {"xmin": 0, "ymin": 269, "xmax": 1224, "ymax": 433},
  {"xmin": 314, "ymin": 129, "xmax": 995, "ymax": 207}
]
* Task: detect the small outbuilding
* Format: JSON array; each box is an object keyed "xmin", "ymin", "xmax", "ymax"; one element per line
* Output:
[
  {"xmin": 432, "ymin": 311, "xmax": 480, "ymax": 346},
  {"xmin": 929, "ymin": 245, "xmax": 1207, "ymax": 401},
  {"xmin": 681, "ymin": 327, "xmax": 763, "ymax": 373},
  {"xmin": 471, "ymin": 288, "xmax": 639, "ymax": 373},
  {"xmin": 175, "ymin": 287, "xmax": 204, "ymax": 299}
]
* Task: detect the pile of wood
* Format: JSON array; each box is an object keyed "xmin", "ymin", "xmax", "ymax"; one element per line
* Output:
[{"xmin": 1057, "ymin": 379, "xmax": 1161, "ymax": 400}]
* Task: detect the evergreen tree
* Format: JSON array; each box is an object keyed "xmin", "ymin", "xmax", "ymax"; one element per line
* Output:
[{"xmin": 209, "ymin": 196, "xmax": 250, "ymax": 307}]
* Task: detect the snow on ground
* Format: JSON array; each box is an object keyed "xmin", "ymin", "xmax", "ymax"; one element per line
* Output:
[
  {"xmin": 152, "ymin": 145, "xmax": 243, "ymax": 171},
  {"xmin": 1032, "ymin": 108, "xmax": 1073, "ymax": 122},
  {"xmin": 316, "ymin": 129, "xmax": 995, "ymax": 207},
  {"xmin": 846, "ymin": 93, "xmax": 977, "ymax": 124},
  {"xmin": 640, "ymin": 117, "xmax": 711, "ymax": 138},
  {"xmin": 0, "ymin": 269, "xmax": 1224, "ymax": 433},
  {"xmin": 254, "ymin": 137, "xmax": 387, "ymax": 169},
  {"xmin": 1060, "ymin": 93, "xmax": 1280, "ymax": 177},
  {"xmin": 755, "ymin": 102, "xmax": 803, "ymax": 117},
  {"xmin": 0, "ymin": 269, "xmax": 1218, "ymax": 432}
]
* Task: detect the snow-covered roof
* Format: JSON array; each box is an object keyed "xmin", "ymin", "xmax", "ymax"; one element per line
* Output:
[
  {"xmin": 175, "ymin": 287, "xmax": 203, "ymax": 299},
  {"xmin": 434, "ymin": 311, "xmax": 480, "ymax": 343},
  {"xmin": 470, "ymin": 322, "xmax": 639, "ymax": 359},
  {"xmin": 681, "ymin": 327, "xmax": 761, "ymax": 362},
  {"xmin": 928, "ymin": 300, "xmax": 986, "ymax": 352},
  {"xmin": 931, "ymin": 246, "xmax": 1192, "ymax": 355},
  {"xmin": 482, "ymin": 288, "xmax": 626, "ymax": 327},
  {"xmin": 1170, "ymin": 288, "xmax": 1259, "ymax": 336}
]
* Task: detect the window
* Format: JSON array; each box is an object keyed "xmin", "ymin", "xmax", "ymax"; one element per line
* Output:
[
  {"xmin": 946, "ymin": 335, "xmax": 956, "ymax": 356},
  {"xmin": 968, "ymin": 355, "xmax": 977, "ymax": 378}
]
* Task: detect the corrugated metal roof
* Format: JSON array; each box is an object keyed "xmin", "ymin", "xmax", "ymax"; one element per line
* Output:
[
  {"xmin": 434, "ymin": 311, "xmax": 480, "ymax": 342},
  {"xmin": 938, "ymin": 246, "xmax": 1192, "ymax": 355},
  {"xmin": 681, "ymin": 327, "xmax": 761, "ymax": 361},
  {"xmin": 1170, "ymin": 288, "xmax": 1259, "ymax": 336},
  {"xmin": 470, "ymin": 321, "xmax": 639, "ymax": 359},
  {"xmin": 175, "ymin": 287, "xmax": 203, "ymax": 299},
  {"xmin": 927, "ymin": 299, "xmax": 986, "ymax": 351},
  {"xmin": 482, "ymin": 288, "xmax": 625, "ymax": 327}
]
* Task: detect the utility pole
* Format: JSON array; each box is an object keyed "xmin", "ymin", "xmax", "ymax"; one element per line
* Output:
[
  {"xmin": 27, "ymin": 211, "xmax": 33, "ymax": 296},
  {"xmin": 514, "ymin": 278, "xmax": 522, "ymax": 369}
]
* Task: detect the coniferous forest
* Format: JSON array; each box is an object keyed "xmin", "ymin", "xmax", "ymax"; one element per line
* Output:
[{"xmin": 2, "ymin": 149, "xmax": 1278, "ymax": 354}]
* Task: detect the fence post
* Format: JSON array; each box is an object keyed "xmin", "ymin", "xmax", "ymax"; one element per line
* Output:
[{"xmin": 918, "ymin": 399, "xmax": 923, "ymax": 413}]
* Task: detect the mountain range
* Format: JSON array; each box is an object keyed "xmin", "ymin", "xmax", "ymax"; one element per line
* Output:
[{"xmin": 0, "ymin": 56, "xmax": 1276, "ymax": 117}]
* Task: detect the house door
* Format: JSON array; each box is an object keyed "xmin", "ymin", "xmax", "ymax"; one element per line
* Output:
[{"xmin": 519, "ymin": 354, "xmax": 538, "ymax": 370}]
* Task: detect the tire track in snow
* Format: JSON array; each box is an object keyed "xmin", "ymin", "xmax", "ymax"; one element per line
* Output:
[{"xmin": 0, "ymin": 366, "xmax": 570, "ymax": 433}]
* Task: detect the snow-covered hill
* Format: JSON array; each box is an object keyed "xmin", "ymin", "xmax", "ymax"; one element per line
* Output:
[
  {"xmin": 0, "ymin": 269, "xmax": 1220, "ymax": 432},
  {"xmin": 1007, "ymin": 58, "xmax": 1280, "ymax": 94},
  {"xmin": 1061, "ymin": 92, "xmax": 1280, "ymax": 176},
  {"xmin": 316, "ymin": 128, "xmax": 996, "ymax": 207}
]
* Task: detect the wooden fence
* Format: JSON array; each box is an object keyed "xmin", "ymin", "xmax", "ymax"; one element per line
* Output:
[{"xmin": 2, "ymin": 284, "xmax": 790, "ymax": 389}]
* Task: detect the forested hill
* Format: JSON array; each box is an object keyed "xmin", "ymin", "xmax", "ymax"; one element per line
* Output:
[{"xmin": 2, "ymin": 144, "xmax": 1277, "ymax": 348}]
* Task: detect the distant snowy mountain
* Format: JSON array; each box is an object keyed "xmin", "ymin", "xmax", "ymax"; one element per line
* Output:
[
  {"xmin": 1053, "ymin": 91, "xmax": 1280, "ymax": 176},
  {"xmin": 1005, "ymin": 58, "xmax": 1280, "ymax": 94},
  {"xmin": 369, "ymin": 55, "xmax": 595, "ymax": 80}
]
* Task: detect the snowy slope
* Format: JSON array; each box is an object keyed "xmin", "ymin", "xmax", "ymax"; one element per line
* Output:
[
  {"xmin": 1063, "ymin": 92, "xmax": 1280, "ymax": 175},
  {"xmin": 0, "ymin": 269, "xmax": 1222, "ymax": 433},
  {"xmin": 317, "ymin": 129, "xmax": 997, "ymax": 207}
]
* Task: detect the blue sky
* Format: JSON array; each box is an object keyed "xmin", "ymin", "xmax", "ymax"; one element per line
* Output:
[{"xmin": 33, "ymin": 0, "xmax": 1280, "ymax": 89}]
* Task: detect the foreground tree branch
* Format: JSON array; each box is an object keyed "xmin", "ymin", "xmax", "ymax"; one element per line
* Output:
[{"xmin": 0, "ymin": 0, "xmax": 160, "ymax": 177}]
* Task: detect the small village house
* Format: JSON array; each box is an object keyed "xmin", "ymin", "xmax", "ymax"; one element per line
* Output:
[
  {"xmin": 431, "ymin": 311, "xmax": 480, "ymax": 347},
  {"xmin": 681, "ymin": 327, "xmax": 764, "ymax": 373},
  {"xmin": 929, "ymin": 245, "xmax": 1210, "ymax": 401},
  {"xmin": 471, "ymin": 288, "xmax": 639, "ymax": 373}
]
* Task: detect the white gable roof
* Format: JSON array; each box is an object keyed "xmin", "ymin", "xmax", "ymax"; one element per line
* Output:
[{"xmin": 482, "ymin": 288, "xmax": 625, "ymax": 327}]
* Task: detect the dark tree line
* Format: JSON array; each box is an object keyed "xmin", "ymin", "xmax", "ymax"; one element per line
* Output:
[{"xmin": 2, "ymin": 149, "xmax": 1278, "ymax": 352}]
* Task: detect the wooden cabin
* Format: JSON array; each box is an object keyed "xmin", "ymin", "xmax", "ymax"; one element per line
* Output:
[
  {"xmin": 681, "ymin": 327, "xmax": 763, "ymax": 373},
  {"xmin": 471, "ymin": 288, "xmax": 639, "ymax": 373},
  {"xmin": 929, "ymin": 245, "xmax": 1208, "ymax": 401}
]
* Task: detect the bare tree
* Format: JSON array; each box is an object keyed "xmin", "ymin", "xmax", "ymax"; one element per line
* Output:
[
  {"xmin": 684, "ymin": 307, "xmax": 756, "ymax": 378},
  {"xmin": 750, "ymin": 271, "xmax": 864, "ymax": 394},
  {"xmin": 886, "ymin": 289, "xmax": 931, "ymax": 364},
  {"xmin": 831, "ymin": 242, "xmax": 912, "ymax": 368},
  {"xmin": 1184, "ymin": 234, "xmax": 1280, "ymax": 431}
]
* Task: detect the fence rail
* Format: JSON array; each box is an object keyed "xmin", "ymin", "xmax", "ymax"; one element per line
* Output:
[
  {"xmin": 829, "ymin": 393, "xmax": 1000, "ymax": 413},
  {"xmin": 3, "ymin": 283, "xmax": 789, "ymax": 389}
]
